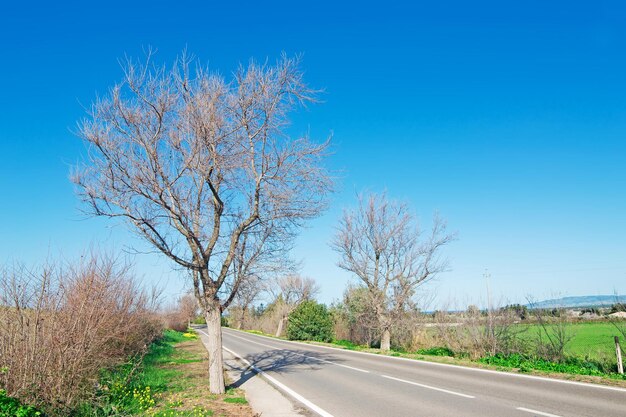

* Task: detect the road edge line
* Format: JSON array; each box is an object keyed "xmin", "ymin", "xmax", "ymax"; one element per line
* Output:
[{"xmin": 196, "ymin": 328, "xmax": 336, "ymax": 417}]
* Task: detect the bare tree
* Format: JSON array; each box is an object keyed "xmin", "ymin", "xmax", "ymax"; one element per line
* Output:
[
  {"xmin": 178, "ymin": 293, "xmax": 200, "ymax": 327},
  {"xmin": 527, "ymin": 297, "xmax": 575, "ymax": 362},
  {"xmin": 267, "ymin": 274, "xmax": 319, "ymax": 337},
  {"xmin": 73, "ymin": 51, "xmax": 332, "ymax": 393},
  {"xmin": 230, "ymin": 275, "xmax": 262, "ymax": 329},
  {"xmin": 332, "ymin": 193, "xmax": 454, "ymax": 351},
  {"xmin": 339, "ymin": 284, "xmax": 379, "ymax": 346}
]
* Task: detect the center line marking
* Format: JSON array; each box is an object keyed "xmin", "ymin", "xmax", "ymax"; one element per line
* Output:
[
  {"xmin": 516, "ymin": 407, "xmax": 562, "ymax": 417},
  {"xmin": 381, "ymin": 375, "xmax": 475, "ymax": 399}
]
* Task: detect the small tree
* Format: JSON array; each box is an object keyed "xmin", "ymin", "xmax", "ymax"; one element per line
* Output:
[
  {"xmin": 528, "ymin": 299, "xmax": 574, "ymax": 362},
  {"xmin": 268, "ymin": 275, "xmax": 319, "ymax": 336},
  {"xmin": 178, "ymin": 293, "xmax": 200, "ymax": 328},
  {"xmin": 500, "ymin": 304, "xmax": 528, "ymax": 320},
  {"xmin": 73, "ymin": 52, "xmax": 332, "ymax": 393},
  {"xmin": 287, "ymin": 301, "xmax": 334, "ymax": 342},
  {"xmin": 339, "ymin": 284, "xmax": 379, "ymax": 346},
  {"xmin": 332, "ymin": 193, "xmax": 454, "ymax": 351},
  {"xmin": 610, "ymin": 303, "xmax": 626, "ymax": 314},
  {"xmin": 231, "ymin": 275, "xmax": 261, "ymax": 329}
]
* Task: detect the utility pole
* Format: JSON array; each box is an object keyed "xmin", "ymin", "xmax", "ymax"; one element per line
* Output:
[{"xmin": 484, "ymin": 269, "xmax": 492, "ymax": 311}]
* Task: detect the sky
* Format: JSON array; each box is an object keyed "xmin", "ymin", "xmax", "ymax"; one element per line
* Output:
[{"xmin": 1, "ymin": 1, "xmax": 626, "ymax": 309}]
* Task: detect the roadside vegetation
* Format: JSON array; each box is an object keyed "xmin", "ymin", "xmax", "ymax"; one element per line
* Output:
[
  {"xmin": 228, "ymin": 296, "xmax": 626, "ymax": 385},
  {"xmin": 82, "ymin": 329, "xmax": 254, "ymax": 417},
  {"xmin": 73, "ymin": 51, "xmax": 333, "ymax": 394},
  {"xmin": 286, "ymin": 301, "xmax": 334, "ymax": 343},
  {"xmin": 0, "ymin": 255, "xmax": 255, "ymax": 416},
  {"xmin": 0, "ymin": 254, "xmax": 162, "ymax": 416},
  {"xmin": 224, "ymin": 240, "xmax": 626, "ymax": 385}
]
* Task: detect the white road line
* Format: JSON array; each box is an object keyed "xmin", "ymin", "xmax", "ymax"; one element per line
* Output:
[
  {"xmin": 226, "ymin": 331, "xmax": 370, "ymax": 373},
  {"xmin": 381, "ymin": 375, "xmax": 476, "ymax": 399},
  {"xmin": 222, "ymin": 328, "xmax": 626, "ymax": 393},
  {"xmin": 516, "ymin": 407, "xmax": 563, "ymax": 417},
  {"xmin": 197, "ymin": 328, "xmax": 335, "ymax": 417},
  {"xmin": 333, "ymin": 363, "xmax": 371, "ymax": 373},
  {"xmin": 224, "ymin": 346, "xmax": 335, "ymax": 417}
]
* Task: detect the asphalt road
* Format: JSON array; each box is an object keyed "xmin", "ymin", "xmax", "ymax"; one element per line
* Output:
[{"xmin": 219, "ymin": 327, "xmax": 626, "ymax": 417}]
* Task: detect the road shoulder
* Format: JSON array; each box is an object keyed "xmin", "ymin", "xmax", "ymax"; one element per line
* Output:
[{"xmin": 196, "ymin": 327, "xmax": 309, "ymax": 417}]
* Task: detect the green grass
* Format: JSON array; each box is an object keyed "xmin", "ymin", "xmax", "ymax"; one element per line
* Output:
[
  {"xmin": 478, "ymin": 353, "xmax": 625, "ymax": 378},
  {"xmin": 0, "ymin": 390, "xmax": 42, "ymax": 417},
  {"xmin": 415, "ymin": 346, "xmax": 455, "ymax": 357},
  {"xmin": 333, "ymin": 339, "xmax": 360, "ymax": 350},
  {"xmin": 6, "ymin": 329, "xmax": 252, "ymax": 417},
  {"xmin": 414, "ymin": 321, "xmax": 624, "ymax": 361},
  {"xmin": 223, "ymin": 397, "xmax": 248, "ymax": 405},
  {"xmin": 151, "ymin": 406, "xmax": 213, "ymax": 417},
  {"xmin": 517, "ymin": 321, "xmax": 623, "ymax": 361},
  {"xmin": 556, "ymin": 322, "xmax": 621, "ymax": 358},
  {"xmin": 80, "ymin": 329, "xmax": 207, "ymax": 416}
]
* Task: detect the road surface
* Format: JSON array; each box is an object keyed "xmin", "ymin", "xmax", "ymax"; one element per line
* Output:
[{"xmin": 217, "ymin": 328, "xmax": 626, "ymax": 417}]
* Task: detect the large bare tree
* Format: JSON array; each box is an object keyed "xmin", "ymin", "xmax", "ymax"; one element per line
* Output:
[
  {"xmin": 332, "ymin": 193, "xmax": 454, "ymax": 351},
  {"xmin": 73, "ymin": 52, "xmax": 332, "ymax": 393}
]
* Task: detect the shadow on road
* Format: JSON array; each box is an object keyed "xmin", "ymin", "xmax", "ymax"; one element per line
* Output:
[{"xmin": 228, "ymin": 348, "xmax": 344, "ymax": 389}]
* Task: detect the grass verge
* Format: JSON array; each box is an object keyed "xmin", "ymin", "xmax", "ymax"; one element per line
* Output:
[{"xmin": 85, "ymin": 329, "xmax": 255, "ymax": 416}]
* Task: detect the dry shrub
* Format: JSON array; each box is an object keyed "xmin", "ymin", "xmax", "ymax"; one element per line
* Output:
[
  {"xmin": 239, "ymin": 300, "xmax": 298, "ymax": 337},
  {"xmin": 329, "ymin": 286, "xmax": 379, "ymax": 346},
  {"xmin": 434, "ymin": 307, "xmax": 526, "ymax": 359},
  {"xmin": 0, "ymin": 254, "xmax": 162, "ymax": 415},
  {"xmin": 532, "ymin": 308, "xmax": 575, "ymax": 362},
  {"xmin": 163, "ymin": 312, "xmax": 190, "ymax": 332},
  {"xmin": 244, "ymin": 302, "xmax": 285, "ymax": 335},
  {"xmin": 163, "ymin": 294, "xmax": 200, "ymax": 332}
]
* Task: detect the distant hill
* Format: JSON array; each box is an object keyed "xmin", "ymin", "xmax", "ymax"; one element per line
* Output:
[{"xmin": 528, "ymin": 295, "xmax": 624, "ymax": 309}]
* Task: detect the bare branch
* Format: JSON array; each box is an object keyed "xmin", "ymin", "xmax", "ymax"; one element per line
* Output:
[
  {"xmin": 332, "ymin": 192, "xmax": 455, "ymax": 350},
  {"xmin": 73, "ymin": 52, "xmax": 332, "ymax": 393}
]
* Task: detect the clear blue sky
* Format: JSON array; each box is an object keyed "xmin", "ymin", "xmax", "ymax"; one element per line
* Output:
[{"xmin": 2, "ymin": 1, "xmax": 626, "ymax": 308}]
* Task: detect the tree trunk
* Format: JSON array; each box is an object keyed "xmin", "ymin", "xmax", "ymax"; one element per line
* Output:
[
  {"xmin": 275, "ymin": 316, "xmax": 287, "ymax": 337},
  {"xmin": 205, "ymin": 303, "xmax": 225, "ymax": 394},
  {"xmin": 237, "ymin": 307, "xmax": 245, "ymax": 330},
  {"xmin": 377, "ymin": 309, "xmax": 391, "ymax": 351},
  {"xmin": 380, "ymin": 328, "xmax": 391, "ymax": 351}
]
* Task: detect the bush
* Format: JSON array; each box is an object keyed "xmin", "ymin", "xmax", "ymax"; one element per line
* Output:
[
  {"xmin": 610, "ymin": 303, "xmax": 626, "ymax": 314},
  {"xmin": 163, "ymin": 294, "xmax": 200, "ymax": 332},
  {"xmin": 478, "ymin": 353, "xmax": 618, "ymax": 377},
  {"xmin": 416, "ymin": 346, "xmax": 455, "ymax": 357},
  {"xmin": 0, "ymin": 254, "xmax": 162, "ymax": 416},
  {"xmin": 286, "ymin": 301, "xmax": 334, "ymax": 342},
  {"xmin": 0, "ymin": 390, "xmax": 42, "ymax": 417},
  {"xmin": 500, "ymin": 304, "xmax": 528, "ymax": 320}
]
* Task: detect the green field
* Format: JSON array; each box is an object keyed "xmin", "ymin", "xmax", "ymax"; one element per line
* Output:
[
  {"xmin": 566, "ymin": 322, "xmax": 623, "ymax": 358},
  {"xmin": 520, "ymin": 321, "xmax": 624, "ymax": 361}
]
